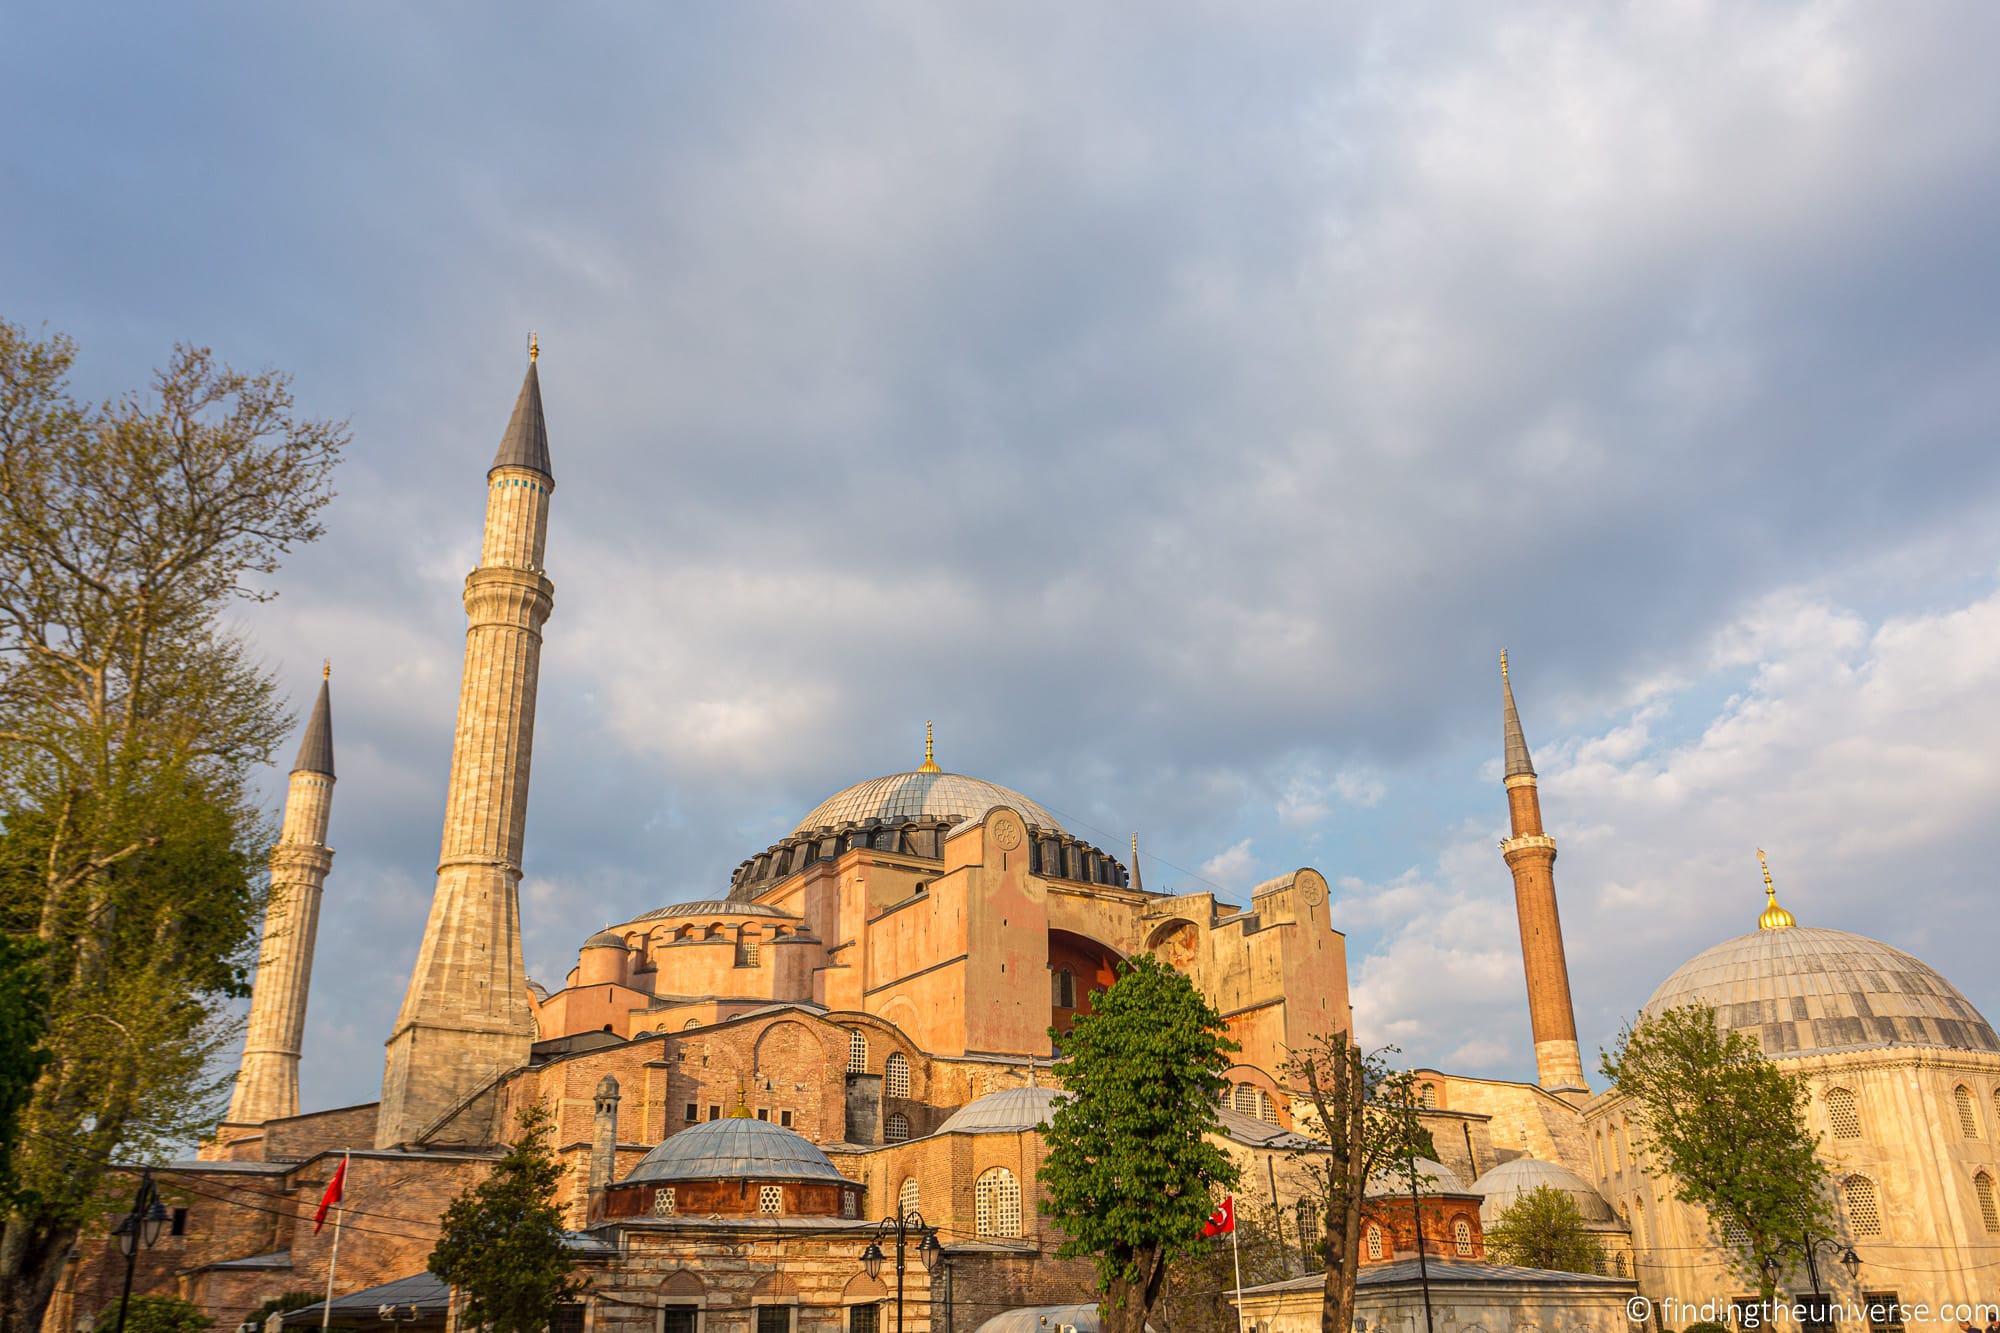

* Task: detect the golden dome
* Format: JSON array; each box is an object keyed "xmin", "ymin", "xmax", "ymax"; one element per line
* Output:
[{"xmin": 1756, "ymin": 848, "xmax": 1796, "ymax": 931}]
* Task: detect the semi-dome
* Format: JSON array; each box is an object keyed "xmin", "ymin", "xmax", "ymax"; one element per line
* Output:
[
  {"xmin": 1472, "ymin": 1157, "xmax": 1616, "ymax": 1225},
  {"xmin": 623, "ymin": 1117, "xmax": 849, "ymax": 1185},
  {"xmin": 1643, "ymin": 925, "xmax": 2000, "ymax": 1059},
  {"xmin": 936, "ymin": 1086, "xmax": 1060, "ymax": 1135},
  {"xmin": 794, "ymin": 770, "xmax": 1063, "ymax": 836}
]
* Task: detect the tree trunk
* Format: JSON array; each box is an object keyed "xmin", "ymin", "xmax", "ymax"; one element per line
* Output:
[
  {"xmin": 1102, "ymin": 1247, "xmax": 1167, "ymax": 1333},
  {"xmin": 0, "ymin": 1212, "xmax": 76, "ymax": 1333}
]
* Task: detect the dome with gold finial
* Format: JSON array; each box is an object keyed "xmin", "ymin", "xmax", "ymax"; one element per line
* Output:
[{"xmin": 1641, "ymin": 853, "xmax": 1997, "ymax": 1059}]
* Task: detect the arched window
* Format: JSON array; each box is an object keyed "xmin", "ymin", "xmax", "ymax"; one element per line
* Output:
[
  {"xmin": 1452, "ymin": 1217, "xmax": 1472, "ymax": 1256},
  {"xmin": 1257, "ymin": 1089, "xmax": 1278, "ymax": 1124},
  {"xmin": 1610, "ymin": 1128, "xmax": 1623, "ymax": 1173},
  {"xmin": 1843, "ymin": 1175, "xmax": 1881, "ymax": 1238},
  {"xmin": 1365, "ymin": 1225, "xmax": 1384, "ymax": 1260},
  {"xmin": 735, "ymin": 930, "xmax": 760, "ymax": 967},
  {"xmin": 1418, "ymin": 1083, "xmax": 1439, "ymax": 1110},
  {"xmin": 1592, "ymin": 1131, "xmax": 1604, "ymax": 1179},
  {"xmin": 884, "ymin": 1112, "xmax": 910, "ymax": 1143},
  {"xmin": 898, "ymin": 1177, "xmax": 920, "ymax": 1218},
  {"xmin": 848, "ymin": 1030, "xmax": 867, "ymax": 1074},
  {"xmin": 1053, "ymin": 969, "xmax": 1076, "ymax": 1009},
  {"xmin": 1956, "ymin": 1085, "xmax": 1980, "ymax": 1138},
  {"xmin": 975, "ymin": 1168, "xmax": 1020, "ymax": 1238},
  {"xmin": 1977, "ymin": 1172, "xmax": 2000, "ymax": 1233},
  {"xmin": 1232, "ymin": 1084, "xmax": 1260, "ymax": 1115},
  {"xmin": 1826, "ymin": 1087, "xmax": 1861, "ymax": 1139},
  {"xmin": 885, "ymin": 1054, "xmax": 911, "ymax": 1099}
]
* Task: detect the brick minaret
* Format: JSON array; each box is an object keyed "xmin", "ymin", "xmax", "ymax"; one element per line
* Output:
[
  {"xmin": 1499, "ymin": 652, "xmax": 1587, "ymax": 1093},
  {"xmin": 377, "ymin": 344, "xmax": 556, "ymax": 1148},
  {"xmin": 225, "ymin": 667, "xmax": 336, "ymax": 1126}
]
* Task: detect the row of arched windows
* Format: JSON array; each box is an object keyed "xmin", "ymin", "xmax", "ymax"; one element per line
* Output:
[
  {"xmin": 1823, "ymin": 1081, "xmax": 2000, "ymax": 1142},
  {"xmin": 1228, "ymin": 1082, "xmax": 1280, "ymax": 1123}
]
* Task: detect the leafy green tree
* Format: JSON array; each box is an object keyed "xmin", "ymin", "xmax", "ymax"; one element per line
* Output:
[
  {"xmin": 1482, "ymin": 1184, "xmax": 1606, "ymax": 1273},
  {"xmin": 119, "ymin": 1295, "xmax": 214, "ymax": 1333},
  {"xmin": 0, "ymin": 320, "xmax": 345, "ymax": 1333},
  {"xmin": 1280, "ymin": 1036, "xmax": 1430, "ymax": 1333},
  {"xmin": 428, "ymin": 1106, "xmax": 584, "ymax": 1333},
  {"xmin": 1601, "ymin": 1004, "xmax": 1833, "ymax": 1302},
  {"xmin": 1040, "ymin": 954, "xmax": 1241, "ymax": 1333},
  {"xmin": 0, "ymin": 933, "xmax": 49, "ymax": 1203},
  {"xmin": 240, "ymin": 1291, "xmax": 319, "ymax": 1333}
]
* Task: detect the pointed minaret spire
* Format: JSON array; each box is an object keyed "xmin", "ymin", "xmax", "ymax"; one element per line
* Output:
[
  {"xmin": 491, "ymin": 340, "xmax": 552, "ymax": 479},
  {"xmin": 379, "ymin": 347, "xmax": 557, "ymax": 1148},
  {"xmin": 918, "ymin": 719, "xmax": 941, "ymax": 773},
  {"xmin": 1130, "ymin": 832, "xmax": 1144, "ymax": 893},
  {"xmin": 224, "ymin": 668, "xmax": 338, "ymax": 1130},
  {"xmin": 1496, "ymin": 652, "xmax": 1587, "ymax": 1095}
]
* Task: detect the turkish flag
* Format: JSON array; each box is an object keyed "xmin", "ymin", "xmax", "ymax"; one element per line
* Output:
[
  {"xmin": 1202, "ymin": 1196, "xmax": 1235, "ymax": 1237},
  {"xmin": 313, "ymin": 1156, "xmax": 348, "ymax": 1234}
]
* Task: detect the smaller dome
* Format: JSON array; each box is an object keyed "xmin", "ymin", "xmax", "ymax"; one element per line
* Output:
[
  {"xmin": 936, "ymin": 1086, "xmax": 1060, "ymax": 1135},
  {"xmin": 795, "ymin": 771, "xmax": 1063, "ymax": 835},
  {"xmin": 974, "ymin": 1308, "xmax": 1106, "ymax": 1333},
  {"xmin": 1365, "ymin": 1157, "xmax": 1463, "ymax": 1198},
  {"xmin": 1471, "ymin": 1157, "xmax": 1616, "ymax": 1224},
  {"xmin": 582, "ymin": 931, "xmax": 627, "ymax": 949},
  {"xmin": 633, "ymin": 900, "xmax": 796, "ymax": 923},
  {"xmin": 623, "ymin": 1118, "xmax": 849, "ymax": 1185}
]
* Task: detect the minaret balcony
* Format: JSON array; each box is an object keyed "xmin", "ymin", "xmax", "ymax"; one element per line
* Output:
[{"xmin": 1500, "ymin": 833, "xmax": 1558, "ymax": 856}]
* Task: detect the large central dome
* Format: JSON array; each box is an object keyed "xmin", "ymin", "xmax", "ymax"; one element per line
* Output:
[{"xmin": 793, "ymin": 770, "xmax": 1064, "ymax": 835}]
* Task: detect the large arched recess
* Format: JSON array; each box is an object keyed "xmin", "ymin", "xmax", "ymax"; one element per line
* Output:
[{"xmin": 1048, "ymin": 929, "xmax": 1124, "ymax": 1038}]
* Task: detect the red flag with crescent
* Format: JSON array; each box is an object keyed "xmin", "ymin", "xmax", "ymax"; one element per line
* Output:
[
  {"xmin": 1202, "ymin": 1195, "xmax": 1234, "ymax": 1237},
  {"xmin": 313, "ymin": 1156, "xmax": 347, "ymax": 1234}
]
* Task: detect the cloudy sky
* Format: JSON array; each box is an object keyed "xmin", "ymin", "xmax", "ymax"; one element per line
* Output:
[{"xmin": 7, "ymin": 3, "xmax": 2000, "ymax": 1110}]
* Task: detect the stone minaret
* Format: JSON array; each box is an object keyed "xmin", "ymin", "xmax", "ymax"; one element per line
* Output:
[
  {"xmin": 587, "ymin": 1075, "xmax": 621, "ymax": 1197},
  {"xmin": 377, "ymin": 344, "xmax": 556, "ymax": 1148},
  {"xmin": 1499, "ymin": 652, "xmax": 1587, "ymax": 1093},
  {"xmin": 226, "ymin": 667, "xmax": 337, "ymax": 1126}
]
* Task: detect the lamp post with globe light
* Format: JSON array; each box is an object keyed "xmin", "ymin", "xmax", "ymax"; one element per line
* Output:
[
  {"xmin": 859, "ymin": 1210, "xmax": 942, "ymax": 1333},
  {"xmin": 1796, "ymin": 1234, "xmax": 1862, "ymax": 1333},
  {"xmin": 111, "ymin": 1169, "xmax": 171, "ymax": 1333}
]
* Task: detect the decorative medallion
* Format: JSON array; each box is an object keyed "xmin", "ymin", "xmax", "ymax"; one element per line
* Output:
[
  {"xmin": 1297, "ymin": 870, "xmax": 1327, "ymax": 907},
  {"xmin": 989, "ymin": 811, "xmax": 1024, "ymax": 851}
]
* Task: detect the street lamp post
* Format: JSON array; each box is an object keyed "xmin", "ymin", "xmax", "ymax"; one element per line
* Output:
[
  {"xmin": 1798, "ymin": 1235, "xmax": 1863, "ymax": 1333},
  {"xmin": 860, "ymin": 1210, "xmax": 942, "ymax": 1333},
  {"xmin": 112, "ymin": 1169, "xmax": 170, "ymax": 1333}
]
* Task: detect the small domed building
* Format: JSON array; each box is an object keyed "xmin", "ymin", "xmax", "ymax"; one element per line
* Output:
[
  {"xmin": 1585, "ymin": 868, "xmax": 2000, "ymax": 1312},
  {"xmin": 1471, "ymin": 1157, "xmax": 1631, "ymax": 1274}
]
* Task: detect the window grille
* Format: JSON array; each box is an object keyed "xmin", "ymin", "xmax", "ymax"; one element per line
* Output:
[
  {"xmin": 899, "ymin": 1178, "xmax": 920, "ymax": 1217},
  {"xmin": 1418, "ymin": 1083, "xmax": 1439, "ymax": 1109},
  {"xmin": 1862, "ymin": 1292, "xmax": 1904, "ymax": 1333},
  {"xmin": 1844, "ymin": 1175, "xmax": 1882, "ymax": 1238},
  {"xmin": 1453, "ymin": 1217, "xmax": 1472, "ymax": 1256},
  {"xmin": 652, "ymin": 1188, "xmax": 676, "ymax": 1217},
  {"xmin": 755, "ymin": 1309, "xmax": 790, "ymax": 1333},
  {"xmin": 976, "ymin": 1167, "xmax": 1020, "ymax": 1237},
  {"xmin": 1232, "ymin": 1084, "xmax": 1259, "ymax": 1115},
  {"xmin": 1257, "ymin": 1090, "xmax": 1278, "ymax": 1123},
  {"xmin": 885, "ymin": 1054, "xmax": 911, "ymax": 1099},
  {"xmin": 550, "ymin": 1306, "xmax": 584, "ymax": 1333},
  {"xmin": 1956, "ymin": 1085, "xmax": 1980, "ymax": 1138},
  {"xmin": 1365, "ymin": 1226, "xmax": 1383, "ymax": 1260},
  {"xmin": 849, "ymin": 1306, "xmax": 880, "ymax": 1333},
  {"xmin": 736, "ymin": 934, "xmax": 760, "ymax": 967},
  {"xmin": 661, "ymin": 1307, "xmax": 698, "ymax": 1333},
  {"xmin": 1977, "ymin": 1172, "xmax": 2000, "ymax": 1232},
  {"xmin": 759, "ymin": 1185, "xmax": 783, "ymax": 1216},
  {"xmin": 885, "ymin": 1113, "xmax": 910, "ymax": 1143},
  {"xmin": 848, "ymin": 1030, "xmax": 867, "ymax": 1073},
  {"xmin": 1826, "ymin": 1087, "xmax": 1861, "ymax": 1139},
  {"xmin": 1720, "ymin": 1213, "xmax": 1751, "ymax": 1249}
]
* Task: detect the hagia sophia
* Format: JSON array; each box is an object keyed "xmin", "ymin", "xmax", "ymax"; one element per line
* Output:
[{"xmin": 50, "ymin": 352, "xmax": 2000, "ymax": 1333}]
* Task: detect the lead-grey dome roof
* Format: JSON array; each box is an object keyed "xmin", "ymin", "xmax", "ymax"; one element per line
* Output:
[
  {"xmin": 632, "ymin": 900, "xmax": 796, "ymax": 923},
  {"xmin": 1643, "ymin": 926, "xmax": 1999, "ymax": 1059},
  {"xmin": 794, "ymin": 772, "xmax": 1063, "ymax": 836},
  {"xmin": 1365, "ymin": 1156, "xmax": 1464, "ymax": 1199},
  {"xmin": 936, "ymin": 1087, "xmax": 1059, "ymax": 1135},
  {"xmin": 623, "ymin": 1118, "xmax": 849, "ymax": 1185},
  {"xmin": 1471, "ymin": 1157, "xmax": 1616, "ymax": 1224}
]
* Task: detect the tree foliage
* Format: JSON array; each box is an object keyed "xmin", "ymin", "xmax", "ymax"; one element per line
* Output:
[
  {"xmin": 1040, "ymin": 954, "xmax": 1241, "ymax": 1333},
  {"xmin": 0, "ymin": 933, "xmax": 49, "ymax": 1204},
  {"xmin": 119, "ymin": 1295, "xmax": 214, "ymax": 1333},
  {"xmin": 1482, "ymin": 1184, "xmax": 1606, "ymax": 1274},
  {"xmin": 428, "ymin": 1106, "xmax": 584, "ymax": 1333},
  {"xmin": 1280, "ymin": 1036, "xmax": 1430, "ymax": 1333},
  {"xmin": 1601, "ymin": 1004, "xmax": 1833, "ymax": 1300},
  {"xmin": 0, "ymin": 320, "xmax": 345, "ymax": 1333}
]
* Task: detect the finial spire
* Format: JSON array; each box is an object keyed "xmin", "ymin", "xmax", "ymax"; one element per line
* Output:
[
  {"xmin": 727, "ymin": 1085, "xmax": 752, "ymax": 1119},
  {"xmin": 1756, "ymin": 848, "xmax": 1797, "ymax": 931},
  {"xmin": 491, "ymin": 346, "xmax": 553, "ymax": 478},
  {"xmin": 322, "ymin": 658, "xmax": 331, "ymax": 680},
  {"xmin": 1501, "ymin": 649, "xmax": 1536, "ymax": 779},
  {"xmin": 1130, "ymin": 832, "xmax": 1144, "ymax": 893},
  {"xmin": 918, "ymin": 720, "xmax": 941, "ymax": 773},
  {"xmin": 528, "ymin": 331, "xmax": 539, "ymax": 363},
  {"xmin": 292, "ymin": 669, "xmax": 335, "ymax": 778}
]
